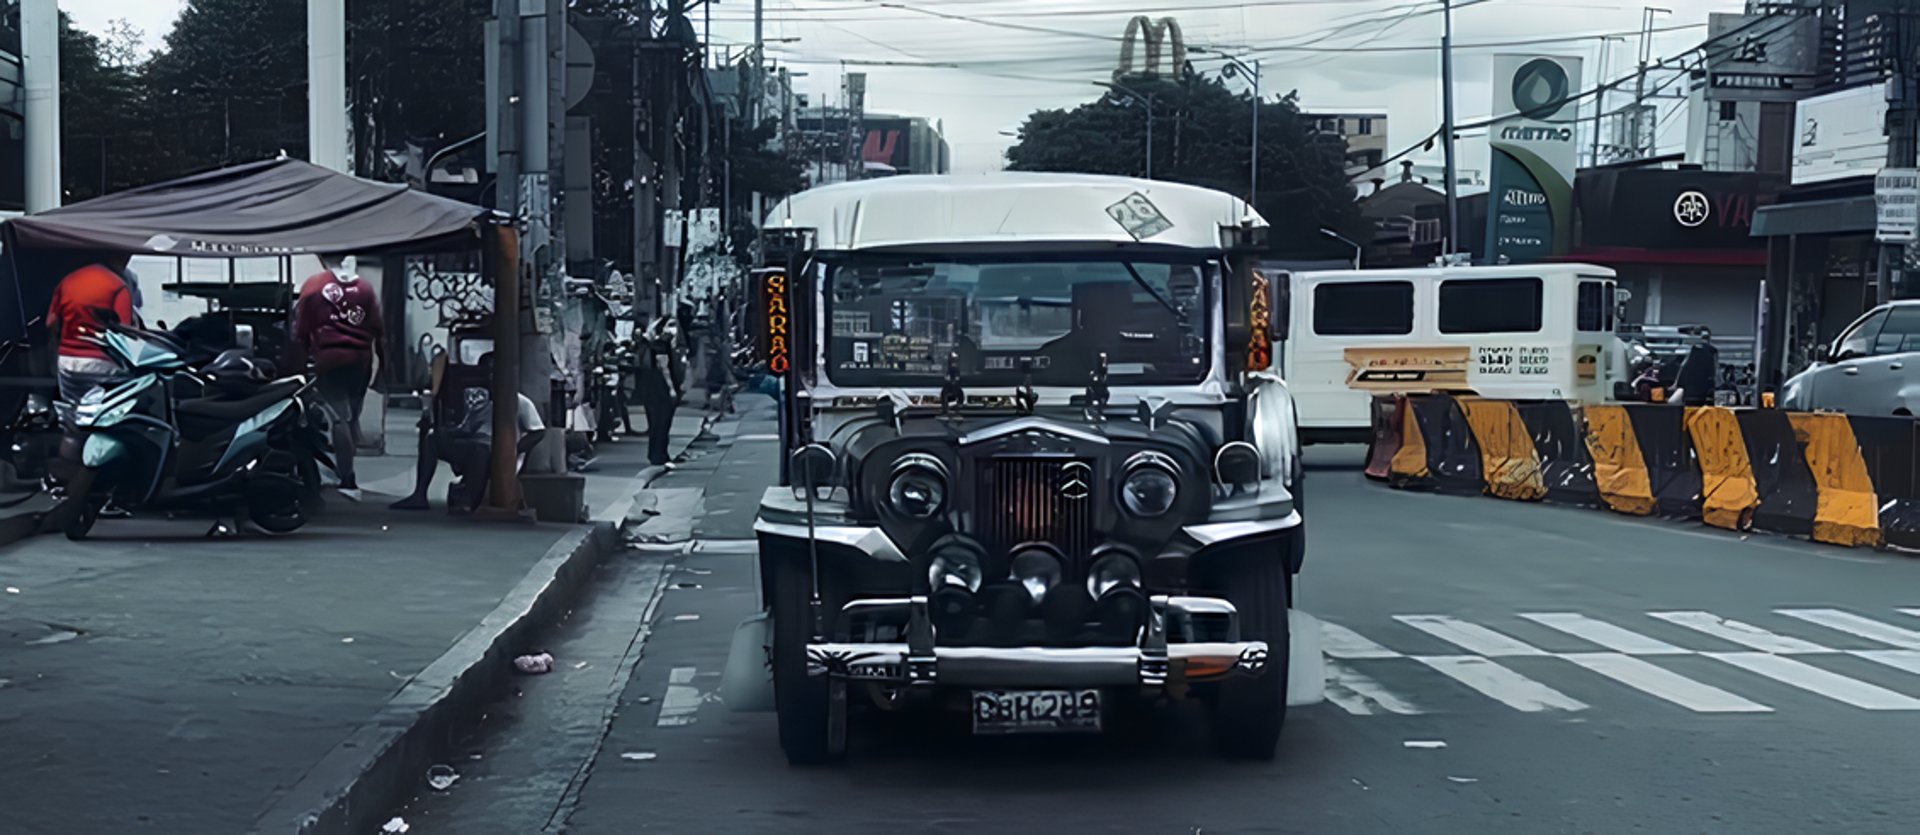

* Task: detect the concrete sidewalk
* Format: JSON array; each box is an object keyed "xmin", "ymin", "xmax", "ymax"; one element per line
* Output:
[{"xmin": 0, "ymin": 403, "xmax": 720, "ymax": 835}]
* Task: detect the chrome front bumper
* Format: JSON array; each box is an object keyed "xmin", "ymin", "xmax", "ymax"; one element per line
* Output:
[
  {"xmin": 805, "ymin": 594, "xmax": 1269, "ymax": 688},
  {"xmin": 807, "ymin": 640, "xmax": 1270, "ymax": 687}
]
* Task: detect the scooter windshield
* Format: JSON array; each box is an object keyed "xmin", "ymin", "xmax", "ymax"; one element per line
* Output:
[{"xmin": 96, "ymin": 328, "xmax": 190, "ymax": 373}]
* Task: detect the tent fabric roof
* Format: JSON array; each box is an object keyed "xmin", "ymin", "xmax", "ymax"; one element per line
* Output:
[{"xmin": 2, "ymin": 158, "xmax": 502, "ymax": 256}]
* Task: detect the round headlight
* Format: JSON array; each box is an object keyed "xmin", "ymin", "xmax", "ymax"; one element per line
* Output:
[
  {"xmin": 1214, "ymin": 441, "xmax": 1262, "ymax": 489},
  {"xmin": 887, "ymin": 453, "xmax": 948, "ymax": 518},
  {"xmin": 1120, "ymin": 452, "xmax": 1179, "ymax": 517}
]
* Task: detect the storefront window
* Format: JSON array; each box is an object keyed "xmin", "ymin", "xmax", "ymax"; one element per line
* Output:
[{"xmin": 1439, "ymin": 277, "xmax": 1543, "ymax": 334}]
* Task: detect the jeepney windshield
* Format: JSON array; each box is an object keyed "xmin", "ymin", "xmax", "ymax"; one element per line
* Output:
[{"xmin": 824, "ymin": 254, "xmax": 1211, "ymax": 387}]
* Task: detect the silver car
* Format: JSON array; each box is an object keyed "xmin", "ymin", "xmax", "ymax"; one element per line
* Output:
[{"xmin": 1781, "ymin": 300, "xmax": 1920, "ymax": 416}]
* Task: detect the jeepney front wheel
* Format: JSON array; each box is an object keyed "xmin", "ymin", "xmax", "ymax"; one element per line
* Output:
[
  {"xmin": 1206, "ymin": 549, "xmax": 1291, "ymax": 760},
  {"xmin": 771, "ymin": 554, "xmax": 839, "ymax": 764}
]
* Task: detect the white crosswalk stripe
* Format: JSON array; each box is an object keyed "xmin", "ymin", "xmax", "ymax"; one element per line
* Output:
[
  {"xmin": 1519, "ymin": 613, "xmax": 1690, "ymax": 656},
  {"xmin": 1394, "ymin": 615, "xmax": 1547, "ymax": 657},
  {"xmin": 1648, "ymin": 611, "xmax": 1832, "ymax": 654},
  {"xmin": 1321, "ymin": 623, "xmax": 1401, "ymax": 659},
  {"xmin": 1705, "ymin": 653, "xmax": 1920, "ymax": 710},
  {"xmin": 1561, "ymin": 653, "xmax": 1772, "ymax": 713},
  {"xmin": 1776, "ymin": 609, "xmax": 1920, "ymax": 649},
  {"xmin": 1414, "ymin": 656, "xmax": 1588, "ymax": 712},
  {"xmin": 1311, "ymin": 607, "xmax": 1920, "ymax": 718},
  {"xmin": 1325, "ymin": 662, "xmax": 1425, "ymax": 715}
]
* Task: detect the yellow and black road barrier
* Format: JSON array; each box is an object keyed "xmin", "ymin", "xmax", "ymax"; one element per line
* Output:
[{"xmin": 1366, "ymin": 394, "xmax": 1920, "ymax": 551}]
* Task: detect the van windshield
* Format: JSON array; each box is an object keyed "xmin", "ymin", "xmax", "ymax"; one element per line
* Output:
[{"xmin": 824, "ymin": 255, "xmax": 1211, "ymax": 387}]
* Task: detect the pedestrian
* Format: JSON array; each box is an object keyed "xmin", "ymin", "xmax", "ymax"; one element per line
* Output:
[
  {"xmin": 1673, "ymin": 326, "xmax": 1720, "ymax": 407},
  {"xmin": 389, "ymin": 352, "xmax": 544, "ymax": 513},
  {"xmin": 47, "ymin": 255, "xmax": 140, "ymax": 405},
  {"xmin": 292, "ymin": 255, "xmax": 385, "ymax": 501},
  {"xmin": 637, "ymin": 316, "xmax": 679, "ymax": 467}
]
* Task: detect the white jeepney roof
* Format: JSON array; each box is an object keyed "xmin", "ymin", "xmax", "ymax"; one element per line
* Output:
[{"xmin": 762, "ymin": 173, "xmax": 1266, "ymax": 252}]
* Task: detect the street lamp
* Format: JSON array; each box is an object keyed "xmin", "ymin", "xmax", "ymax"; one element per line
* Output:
[
  {"xmin": 1200, "ymin": 49, "xmax": 1261, "ymax": 208},
  {"xmin": 1320, "ymin": 228, "xmax": 1361, "ymax": 269},
  {"xmin": 1092, "ymin": 81, "xmax": 1154, "ymax": 180}
]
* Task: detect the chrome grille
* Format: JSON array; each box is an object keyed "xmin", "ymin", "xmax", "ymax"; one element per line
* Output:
[{"xmin": 977, "ymin": 457, "xmax": 1094, "ymax": 567}]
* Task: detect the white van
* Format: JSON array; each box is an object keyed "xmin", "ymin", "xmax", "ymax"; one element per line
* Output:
[{"xmin": 1272, "ymin": 263, "xmax": 1622, "ymax": 444}]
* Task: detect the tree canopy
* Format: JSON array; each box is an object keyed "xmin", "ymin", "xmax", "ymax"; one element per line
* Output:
[{"xmin": 1006, "ymin": 74, "xmax": 1365, "ymax": 256}]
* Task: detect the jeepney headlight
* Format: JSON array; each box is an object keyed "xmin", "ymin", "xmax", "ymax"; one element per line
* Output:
[
  {"xmin": 1120, "ymin": 451, "xmax": 1179, "ymax": 517},
  {"xmin": 887, "ymin": 453, "xmax": 948, "ymax": 518}
]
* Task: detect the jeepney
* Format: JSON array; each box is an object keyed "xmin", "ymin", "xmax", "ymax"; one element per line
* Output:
[{"xmin": 728, "ymin": 173, "xmax": 1324, "ymax": 764}]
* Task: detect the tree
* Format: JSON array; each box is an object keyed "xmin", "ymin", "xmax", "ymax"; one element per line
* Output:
[
  {"xmin": 58, "ymin": 12, "xmax": 160, "ymax": 201},
  {"xmin": 1006, "ymin": 74, "xmax": 1365, "ymax": 256},
  {"xmin": 141, "ymin": 0, "xmax": 310, "ymax": 176}
]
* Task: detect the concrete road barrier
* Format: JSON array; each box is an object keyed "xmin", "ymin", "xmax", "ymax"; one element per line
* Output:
[{"xmin": 1369, "ymin": 393, "xmax": 1920, "ymax": 551}]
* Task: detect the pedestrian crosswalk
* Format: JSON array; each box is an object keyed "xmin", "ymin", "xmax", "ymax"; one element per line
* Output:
[{"xmin": 1318, "ymin": 607, "xmax": 1920, "ymax": 717}]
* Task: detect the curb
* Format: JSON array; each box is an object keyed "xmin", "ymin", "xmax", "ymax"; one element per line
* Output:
[{"xmin": 251, "ymin": 411, "xmax": 729, "ymax": 835}]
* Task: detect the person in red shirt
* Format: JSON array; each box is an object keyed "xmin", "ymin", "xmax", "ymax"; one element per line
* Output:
[
  {"xmin": 292, "ymin": 256, "xmax": 385, "ymax": 501},
  {"xmin": 47, "ymin": 256, "xmax": 139, "ymax": 404}
]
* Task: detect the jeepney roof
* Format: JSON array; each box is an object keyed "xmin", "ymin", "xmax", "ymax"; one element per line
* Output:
[{"xmin": 761, "ymin": 173, "xmax": 1266, "ymax": 253}]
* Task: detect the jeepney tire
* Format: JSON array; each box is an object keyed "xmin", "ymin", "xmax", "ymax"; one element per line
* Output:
[
  {"xmin": 1210, "ymin": 551, "xmax": 1290, "ymax": 761},
  {"xmin": 771, "ymin": 554, "xmax": 836, "ymax": 765}
]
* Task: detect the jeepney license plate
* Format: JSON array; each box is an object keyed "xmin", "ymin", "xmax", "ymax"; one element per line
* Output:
[{"xmin": 971, "ymin": 689, "xmax": 1102, "ymax": 735}]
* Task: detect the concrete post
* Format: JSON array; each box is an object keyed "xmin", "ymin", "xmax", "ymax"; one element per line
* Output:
[
  {"xmin": 307, "ymin": 0, "xmax": 350, "ymax": 172},
  {"xmin": 20, "ymin": 0, "xmax": 60, "ymax": 212}
]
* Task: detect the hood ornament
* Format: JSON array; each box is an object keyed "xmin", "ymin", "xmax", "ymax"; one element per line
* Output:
[
  {"xmin": 1136, "ymin": 394, "xmax": 1174, "ymax": 431},
  {"xmin": 1015, "ymin": 357, "xmax": 1039, "ymax": 416},
  {"xmin": 939, "ymin": 352, "xmax": 965, "ymax": 418},
  {"xmin": 1084, "ymin": 352, "xmax": 1111, "ymax": 422}
]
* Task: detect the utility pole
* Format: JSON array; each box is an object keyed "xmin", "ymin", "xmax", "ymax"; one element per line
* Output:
[
  {"xmin": 1591, "ymin": 35, "xmax": 1623, "ymax": 167},
  {"xmin": 1882, "ymin": 12, "xmax": 1919, "ymax": 303},
  {"xmin": 20, "ymin": 0, "xmax": 60, "ymax": 212},
  {"xmin": 1441, "ymin": 0, "xmax": 1460, "ymax": 257},
  {"xmin": 1631, "ymin": 7, "xmax": 1672, "ymax": 160},
  {"xmin": 1250, "ymin": 59, "xmax": 1261, "ymax": 209}
]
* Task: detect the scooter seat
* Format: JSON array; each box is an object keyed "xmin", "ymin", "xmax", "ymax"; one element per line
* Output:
[{"xmin": 175, "ymin": 380, "xmax": 303, "ymax": 422}]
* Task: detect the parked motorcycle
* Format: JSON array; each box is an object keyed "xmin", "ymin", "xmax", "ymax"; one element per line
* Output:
[{"xmin": 50, "ymin": 326, "xmax": 333, "ymax": 540}]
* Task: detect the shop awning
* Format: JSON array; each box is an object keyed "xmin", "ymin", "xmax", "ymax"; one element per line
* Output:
[
  {"xmin": 1542, "ymin": 246, "xmax": 1766, "ymax": 267},
  {"xmin": 1750, "ymin": 195, "xmax": 1877, "ymax": 238}
]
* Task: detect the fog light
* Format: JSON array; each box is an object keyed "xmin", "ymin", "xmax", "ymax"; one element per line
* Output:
[
  {"xmin": 1008, "ymin": 545, "xmax": 1063, "ymax": 604},
  {"xmin": 927, "ymin": 541, "xmax": 984, "ymax": 639}
]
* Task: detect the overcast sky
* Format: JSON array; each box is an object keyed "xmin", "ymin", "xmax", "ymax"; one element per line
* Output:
[{"xmin": 63, "ymin": 0, "xmax": 1742, "ymax": 176}]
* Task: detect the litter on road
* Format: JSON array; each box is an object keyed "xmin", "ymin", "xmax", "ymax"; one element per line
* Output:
[
  {"xmin": 1448, "ymin": 776, "xmax": 1479, "ymax": 784},
  {"xmin": 381, "ymin": 817, "xmax": 411, "ymax": 834},
  {"xmin": 1404, "ymin": 740, "xmax": 1448, "ymax": 749},
  {"xmin": 426, "ymin": 764, "xmax": 460, "ymax": 791},
  {"xmin": 620, "ymin": 751, "xmax": 658, "ymax": 762},
  {"xmin": 514, "ymin": 652, "xmax": 555, "ymax": 674}
]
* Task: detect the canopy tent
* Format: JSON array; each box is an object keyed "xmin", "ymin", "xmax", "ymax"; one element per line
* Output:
[{"xmin": 0, "ymin": 157, "xmax": 504, "ymax": 341}]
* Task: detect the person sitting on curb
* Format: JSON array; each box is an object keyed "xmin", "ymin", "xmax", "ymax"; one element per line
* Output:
[{"xmin": 389, "ymin": 352, "xmax": 545, "ymax": 513}]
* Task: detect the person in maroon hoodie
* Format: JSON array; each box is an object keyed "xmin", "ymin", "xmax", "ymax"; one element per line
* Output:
[{"xmin": 292, "ymin": 257, "xmax": 385, "ymax": 501}]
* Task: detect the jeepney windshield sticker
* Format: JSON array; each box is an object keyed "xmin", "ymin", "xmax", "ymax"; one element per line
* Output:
[{"xmin": 1105, "ymin": 192, "xmax": 1174, "ymax": 241}]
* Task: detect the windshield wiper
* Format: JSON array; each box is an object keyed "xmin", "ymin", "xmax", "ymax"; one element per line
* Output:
[{"xmin": 1119, "ymin": 262, "xmax": 1185, "ymax": 324}]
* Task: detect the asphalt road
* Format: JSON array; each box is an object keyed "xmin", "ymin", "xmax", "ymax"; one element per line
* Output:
[{"xmin": 405, "ymin": 429, "xmax": 1920, "ymax": 834}]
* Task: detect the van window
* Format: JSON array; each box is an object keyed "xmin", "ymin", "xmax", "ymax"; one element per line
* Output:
[
  {"xmin": 1439, "ymin": 277, "xmax": 1543, "ymax": 334},
  {"xmin": 1313, "ymin": 281, "xmax": 1414, "ymax": 336},
  {"xmin": 1577, "ymin": 280, "xmax": 1608, "ymax": 331}
]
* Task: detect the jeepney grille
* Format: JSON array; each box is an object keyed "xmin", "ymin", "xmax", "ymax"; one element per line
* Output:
[{"xmin": 977, "ymin": 457, "xmax": 1094, "ymax": 567}]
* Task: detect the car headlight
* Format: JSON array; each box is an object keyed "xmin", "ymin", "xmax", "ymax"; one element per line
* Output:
[
  {"xmin": 1120, "ymin": 451, "xmax": 1179, "ymax": 517},
  {"xmin": 887, "ymin": 453, "xmax": 948, "ymax": 518}
]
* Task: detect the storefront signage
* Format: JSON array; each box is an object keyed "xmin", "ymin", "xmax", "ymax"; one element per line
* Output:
[
  {"xmin": 1574, "ymin": 168, "xmax": 1785, "ymax": 251},
  {"xmin": 1877, "ymin": 168, "xmax": 1920, "ymax": 245},
  {"xmin": 1673, "ymin": 191, "xmax": 1710, "ymax": 228},
  {"xmin": 1703, "ymin": 13, "xmax": 1819, "ymax": 103},
  {"xmin": 1792, "ymin": 83, "xmax": 1889, "ymax": 186},
  {"xmin": 1485, "ymin": 54, "xmax": 1583, "ymax": 264},
  {"xmin": 761, "ymin": 269, "xmax": 791, "ymax": 375}
]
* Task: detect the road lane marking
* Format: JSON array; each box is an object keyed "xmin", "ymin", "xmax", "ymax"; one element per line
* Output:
[
  {"xmin": 1649, "ymin": 612, "xmax": 1831, "ymax": 654},
  {"xmin": 1776, "ymin": 609, "xmax": 1920, "ymax": 650},
  {"xmin": 1899, "ymin": 608, "xmax": 1920, "ymax": 620},
  {"xmin": 1519, "ymin": 613, "xmax": 1691, "ymax": 656},
  {"xmin": 1705, "ymin": 653, "xmax": 1920, "ymax": 710},
  {"xmin": 657, "ymin": 666, "xmax": 702, "ymax": 727},
  {"xmin": 1561, "ymin": 652, "xmax": 1772, "ymax": 713},
  {"xmin": 1413, "ymin": 656, "xmax": 1588, "ymax": 712},
  {"xmin": 1324, "ymin": 662, "xmax": 1424, "ymax": 715},
  {"xmin": 1854, "ymin": 649, "xmax": 1920, "ymax": 677},
  {"xmin": 1395, "ymin": 615, "xmax": 1546, "ymax": 657},
  {"xmin": 1322, "ymin": 623, "xmax": 1401, "ymax": 659}
]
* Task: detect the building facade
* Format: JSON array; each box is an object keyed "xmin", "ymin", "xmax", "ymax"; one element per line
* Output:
[{"xmin": 1, "ymin": 8, "xmax": 23, "ymax": 214}]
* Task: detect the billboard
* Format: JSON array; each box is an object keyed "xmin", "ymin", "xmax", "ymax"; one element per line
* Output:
[
  {"xmin": 1792, "ymin": 83, "xmax": 1889, "ymax": 185},
  {"xmin": 1485, "ymin": 54, "xmax": 1583, "ymax": 264},
  {"xmin": 1703, "ymin": 12, "xmax": 1820, "ymax": 103},
  {"xmin": 861, "ymin": 117, "xmax": 913, "ymax": 171}
]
